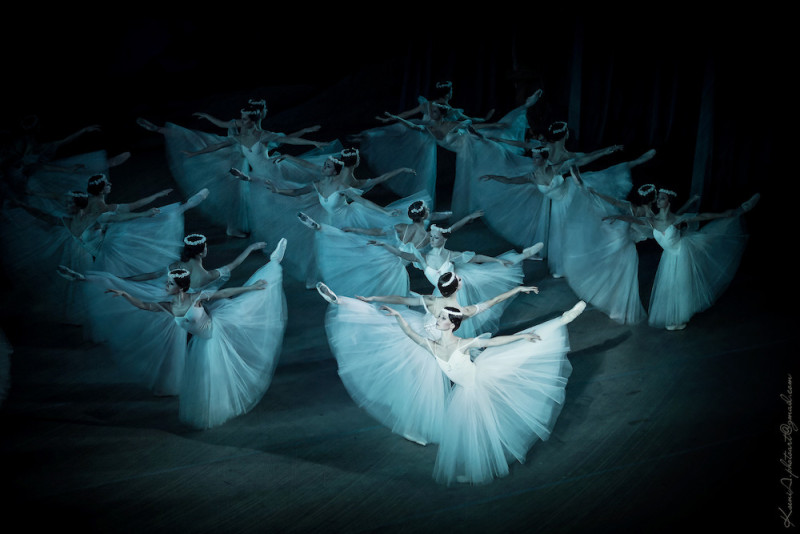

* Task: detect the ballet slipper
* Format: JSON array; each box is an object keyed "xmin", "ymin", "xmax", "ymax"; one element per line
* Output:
[
  {"xmin": 315, "ymin": 282, "xmax": 338, "ymax": 304},
  {"xmin": 136, "ymin": 118, "xmax": 159, "ymax": 132},
  {"xmin": 297, "ymin": 212, "xmax": 320, "ymax": 230},
  {"xmin": 226, "ymin": 227, "xmax": 248, "ymax": 238},
  {"xmin": 666, "ymin": 323, "xmax": 687, "ymax": 331},
  {"xmin": 107, "ymin": 151, "xmax": 131, "ymax": 168},
  {"xmin": 182, "ymin": 188, "xmax": 209, "ymax": 210},
  {"xmin": 270, "ymin": 238, "xmax": 287, "ymax": 263},
  {"xmin": 229, "ymin": 168, "xmax": 250, "ymax": 181},
  {"xmin": 57, "ymin": 265, "xmax": 85, "ymax": 282},
  {"xmin": 402, "ymin": 434, "xmax": 427, "ymax": 446},
  {"xmin": 560, "ymin": 301, "xmax": 586, "ymax": 325},
  {"xmin": 514, "ymin": 242, "xmax": 545, "ymax": 264},
  {"xmin": 740, "ymin": 193, "xmax": 760, "ymax": 213}
]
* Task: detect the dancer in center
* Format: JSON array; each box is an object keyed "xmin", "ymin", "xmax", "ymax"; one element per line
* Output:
[{"xmin": 317, "ymin": 278, "xmax": 584, "ymax": 485}]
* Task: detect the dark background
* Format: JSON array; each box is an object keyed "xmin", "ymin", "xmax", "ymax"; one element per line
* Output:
[{"xmin": 0, "ymin": 13, "xmax": 786, "ymax": 271}]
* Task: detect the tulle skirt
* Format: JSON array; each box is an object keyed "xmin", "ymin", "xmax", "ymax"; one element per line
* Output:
[
  {"xmin": 24, "ymin": 150, "xmax": 110, "ymax": 216},
  {"xmin": 648, "ymin": 217, "xmax": 748, "ymax": 328},
  {"xmin": 93, "ymin": 202, "xmax": 184, "ymax": 277},
  {"xmin": 356, "ymin": 122, "xmax": 438, "ymax": 203},
  {"xmin": 311, "ymin": 190, "xmax": 432, "ymax": 295},
  {"xmin": 82, "ymin": 273, "xmax": 187, "ymax": 395},
  {"xmin": 562, "ymin": 189, "xmax": 646, "ymax": 324},
  {"xmin": 433, "ymin": 317, "xmax": 573, "ymax": 486},
  {"xmin": 314, "ymin": 225, "xmax": 411, "ymax": 298},
  {"xmin": 179, "ymin": 260, "xmax": 288, "ymax": 429},
  {"xmin": 324, "ymin": 297, "xmax": 450, "ymax": 445},
  {"xmin": 161, "ymin": 123, "xmax": 249, "ymax": 233},
  {"xmin": 0, "ymin": 206, "xmax": 93, "ymax": 323}
]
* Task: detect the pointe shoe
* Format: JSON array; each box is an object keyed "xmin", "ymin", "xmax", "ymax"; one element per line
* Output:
[
  {"xmin": 270, "ymin": 238, "xmax": 287, "ymax": 263},
  {"xmin": 315, "ymin": 282, "xmax": 338, "ymax": 304},
  {"xmin": 455, "ymin": 475, "xmax": 470, "ymax": 484},
  {"xmin": 666, "ymin": 323, "xmax": 687, "ymax": 331},
  {"xmin": 107, "ymin": 151, "xmax": 131, "ymax": 168},
  {"xmin": 522, "ymin": 242, "xmax": 544, "ymax": 260},
  {"xmin": 402, "ymin": 434, "xmax": 428, "ymax": 446},
  {"xmin": 741, "ymin": 193, "xmax": 760, "ymax": 213},
  {"xmin": 226, "ymin": 227, "xmax": 248, "ymax": 238},
  {"xmin": 297, "ymin": 212, "xmax": 320, "ymax": 230},
  {"xmin": 229, "ymin": 167, "xmax": 250, "ymax": 181},
  {"xmin": 57, "ymin": 265, "xmax": 85, "ymax": 282},
  {"xmin": 136, "ymin": 117, "xmax": 159, "ymax": 132},
  {"xmin": 183, "ymin": 188, "xmax": 209, "ymax": 209},
  {"xmin": 560, "ymin": 301, "xmax": 586, "ymax": 325}
]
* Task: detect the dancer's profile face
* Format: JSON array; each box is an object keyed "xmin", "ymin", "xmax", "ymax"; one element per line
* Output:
[
  {"xmin": 531, "ymin": 152, "xmax": 545, "ymax": 166},
  {"xmin": 166, "ymin": 278, "xmax": 179, "ymax": 295},
  {"xmin": 322, "ymin": 159, "xmax": 338, "ymax": 176},
  {"xmin": 656, "ymin": 192, "xmax": 671, "ymax": 210},
  {"xmin": 436, "ymin": 311, "xmax": 454, "ymax": 331},
  {"xmin": 429, "ymin": 229, "xmax": 446, "ymax": 247}
]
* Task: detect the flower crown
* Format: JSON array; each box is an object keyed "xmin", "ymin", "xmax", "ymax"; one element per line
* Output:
[
  {"xmin": 340, "ymin": 148, "xmax": 360, "ymax": 166},
  {"xmin": 88, "ymin": 173, "xmax": 108, "ymax": 185},
  {"xmin": 327, "ymin": 155, "xmax": 345, "ymax": 167},
  {"xmin": 439, "ymin": 271, "xmax": 458, "ymax": 289},
  {"xmin": 639, "ymin": 184, "xmax": 676, "ymax": 198},
  {"xmin": 69, "ymin": 191, "xmax": 89, "ymax": 198},
  {"xmin": 183, "ymin": 234, "xmax": 207, "ymax": 246},
  {"xmin": 436, "ymin": 81, "xmax": 453, "ymax": 89},
  {"xmin": 168, "ymin": 268, "xmax": 190, "ymax": 279},
  {"xmin": 549, "ymin": 121, "xmax": 568, "ymax": 135},
  {"xmin": 408, "ymin": 201, "xmax": 427, "ymax": 215},
  {"xmin": 443, "ymin": 305, "xmax": 464, "ymax": 318}
]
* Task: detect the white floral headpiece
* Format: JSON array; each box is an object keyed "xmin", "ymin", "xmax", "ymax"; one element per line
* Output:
[
  {"xmin": 436, "ymin": 81, "xmax": 453, "ymax": 89},
  {"xmin": 327, "ymin": 155, "xmax": 345, "ymax": 166},
  {"xmin": 168, "ymin": 268, "xmax": 190, "ymax": 279},
  {"xmin": 341, "ymin": 148, "xmax": 360, "ymax": 166},
  {"xmin": 88, "ymin": 173, "xmax": 108, "ymax": 185},
  {"xmin": 408, "ymin": 201, "xmax": 427, "ymax": 216},
  {"xmin": 659, "ymin": 188, "xmax": 677, "ymax": 197},
  {"xmin": 430, "ymin": 224, "xmax": 452, "ymax": 238},
  {"xmin": 438, "ymin": 271, "xmax": 458, "ymax": 289},
  {"xmin": 68, "ymin": 191, "xmax": 88, "ymax": 198},
  {"xmin": 183, "ymin": 234, "xmax": 207, "ymax": 246},
  {"xmin": 638, "ymin": 184, "xmax": 656, "ymax": 196},
  {"xmin": 549, "ymin": 121, "xmax": 568, "ymax": 135}
]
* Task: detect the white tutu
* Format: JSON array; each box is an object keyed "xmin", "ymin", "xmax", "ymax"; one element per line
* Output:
[
  {"xmin": 648, "ymin": 215, "xmax": 748, "ymax": 328},
  {"xmin": 311, "ymin": 189, "xmax": 432, "ymax": 295},
  {"xmin": 562, "ymin": 189, "xmax": 647, "ymax": 324},
  {"xmin": 356, "ymin": 122, "xmax": 438, "ymax": 203},
  {"xmin": 24, "ymin": 149, "xmax": 110, "ymax": 216},
  {"xmin": 0, "ymin": 205, "xmax": 95, "ymax": 323},
  {"xmin": 179, "ymin": 259, "xmax": 287, "ymax": 429},
  {"xmin": 161, "ymin": 123, "xmax": 249, "ymax": 233},
  {"xmin": 324, "ymin": 297, "xmax": 450, "ymax": 445},
  {"xmin": 432, "ymin": 317, "xmax": 573, "ymax": 486}
]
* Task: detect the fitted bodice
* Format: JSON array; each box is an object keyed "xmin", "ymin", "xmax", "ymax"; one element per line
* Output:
[
  {"xmin": 653, "ymin": 224, "xmax": 681, "ymax": 253},
  {"xmin": 537, "ymin": 173, "xmax": 568, "ymax": 200},
  {"xmin": 424, "ymin": 249, "xmax": 455, "ymax": 286},
  {"xmin": 435, "ymin": 346, "xmax": 476, "ymax": 387},
  {"xmin": 317, "ymin": 188, "xmax": 350, "ymax": 216},
  {"xmin": 174, "ymin": 302, "xmax": 213, "ymax": 339}
]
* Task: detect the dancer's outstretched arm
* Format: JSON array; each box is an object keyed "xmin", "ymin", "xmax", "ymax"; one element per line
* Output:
[
  {"xmin": 105, "ymin": 289, "xmax": 167, "ymax": 312},
  {"xmin": 366, "ymin": 241, "xmax": 419, "ymax": 262},
  {"xmin": 380, "ymin": 306, "xmax": 429, "ymax": 348},
  {"xmin": 461, "ymin": 285, "xmax": 539, "ymax": 318}
]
